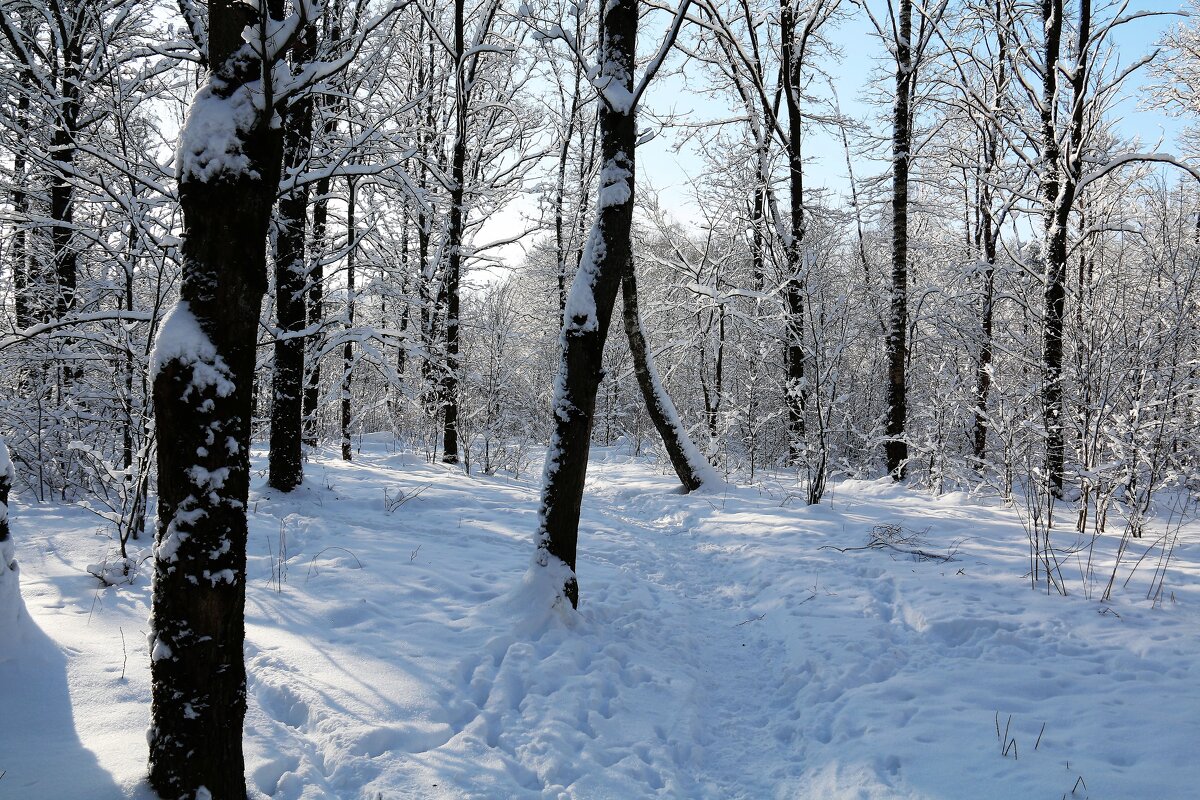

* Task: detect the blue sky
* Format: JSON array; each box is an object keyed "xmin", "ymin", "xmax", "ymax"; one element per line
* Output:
[{"xmin": 635, "ymin": 0, "xmax": 1193, "ymax": 224}]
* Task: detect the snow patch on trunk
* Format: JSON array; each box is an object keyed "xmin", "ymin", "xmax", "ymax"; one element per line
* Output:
[
  {"xmin": 176, "ymin": 81, "xmax": 260, "ymax": 183},
  {"xmin": 150, "ymin": 301, "xmax": 236, "ymax": 397}
]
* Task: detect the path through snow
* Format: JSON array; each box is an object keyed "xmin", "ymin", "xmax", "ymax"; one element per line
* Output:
[{"xmin": 1, "ymin": 441, "xmax": 1198, "ymax": 798}]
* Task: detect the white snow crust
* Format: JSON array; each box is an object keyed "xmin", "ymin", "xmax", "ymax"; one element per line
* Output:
[{"xmin": 1, "ymin": 440, "xmax": 1199, "ymax": 798}]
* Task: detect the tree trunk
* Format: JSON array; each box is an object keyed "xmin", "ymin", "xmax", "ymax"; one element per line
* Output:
[
  {"xmin": 622, "ymin": 265, "xmax": 711, "ymax": 491},
  {"xmin": 269, "ymin": 23, "xmax": 317, "ymax": 491},
  {"xmin": 780, "ymin": 0, "xmax": 807, "ymax": 465},
  {"xmin": 885, "ymin": 0, "xmax": 913, "ymax": 480},
  {"xmin": 534, "ymin": 0, "xmax": 637, "ymax": 609},
  {"xmin": 304, "ymin": 166, "xmax": 329, "ymax": 449},
  {"xmin": 1039, "ymin": 0, "xmax": 1084, "ymax": 497},
  {"xmin": 341, "ymin": 177, "xmax": 358, "ymax": 461},
  {"xmin": 148, "ymin": 3, "xmax": 283, "ymax": 796},
  {"xmin": 971, "ymin": 15, "xmax": 1006, "ymax": 470},
  {"xmin": 10, "ymin": 88, "xmax": 32, "ymax": 331},
  {"xmin": 302, "ymin": 21, "xmax": 341, "ymax": 450},
  {"xmin": 49, "ymin": 34, "xmax": 82, "ymax": 328},
  {"xmin": 0, "ymin": 440, "xmax": 12, "ymax": 561},
  {"xmin": 441, "ymin": 0, "xmax": 467, "ymax": 465}
]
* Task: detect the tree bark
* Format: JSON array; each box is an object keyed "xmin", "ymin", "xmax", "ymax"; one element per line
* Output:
[
  {"xmin": 535, "ymin": 0, "xmax": 637, "ymax": 609},
  {"xmin": 780, "ymin": 0, "xmax": 807, "ymax": 465},
  {"xmin": 341, "ymin": 177, "xmax": 358, "ymax": 461},
  {"xmin": 885, "ymin": 0, "xmax": 913, "ymax": 480},
  {"xmin": 622, "ymin": 265, "xmax": 710, "ymax": 491},
  {"xmin": 441, "ymin": 0, "xmax": 467, "ymax": 465},
  {"xmin": 270, "ymin": 22, "xmax": 317, "ymax": 491},
  {"xmin": 148, "ymin": 3, "xmax": 283, "ymax": 796}
]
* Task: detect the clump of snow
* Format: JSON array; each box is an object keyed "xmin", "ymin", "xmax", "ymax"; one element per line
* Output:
[
  {"xmin": 562, "ymin": 223, "xmax": 605, "ymax": 333},
  {"xmin": 86, "ymin": 555, "xmax": 140, "ymax": 587},
  {"xmin": 176, "ymin": 82, "xmax": 259, "ymax": 183},
  {"xmin": 597, "ymin": 155, "xmax": 632, "ymax": 209},
  {"xmin": 149, "ymin": 301, "xmax": 236, "ymax": 397}
]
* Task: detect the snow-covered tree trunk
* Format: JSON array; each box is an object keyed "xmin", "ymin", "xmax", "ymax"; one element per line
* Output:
[
  {"xmin": 303, "ymin": 96, "xmax": 337, "ymax": 449},
  {"xmin": 622, "ymin": 265, "xmax": 716, "ymax": 492},
  {"xmin": 535, "ymin": 0, "xmax": 638, "ymax": 609},
  {"xmin": 1040, "ymin": 0, "xmax": 1089, "ymax": 498},
  {"xmin": 885, "ymin": 0, "xmax": 913, "ymax": 480},
  {"xmin": 148, "ymin": 2, "xmax": 284, "ymax": 796}
]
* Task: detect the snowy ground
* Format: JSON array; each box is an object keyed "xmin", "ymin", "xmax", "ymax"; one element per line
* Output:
[{"xmin": 1, "ymin": 438, "xmax": 1198, "ymax": 799}]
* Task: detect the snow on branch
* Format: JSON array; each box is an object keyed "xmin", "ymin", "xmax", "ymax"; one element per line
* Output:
[{"xmin": 1075, "ymin": 152, "xmax": 1200, "ymax": 195}]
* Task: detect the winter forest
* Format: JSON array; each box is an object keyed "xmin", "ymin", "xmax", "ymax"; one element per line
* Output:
[{"xmin": 1, "ymin": 0, "xmax": 1200, "ymax": 797}]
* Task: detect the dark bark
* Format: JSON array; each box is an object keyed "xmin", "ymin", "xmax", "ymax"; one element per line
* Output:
[
  {"xmin": 885, "ymin": 0, "xmax": 913, "ymax": 480},
  {"xmin": 10, "ymin": 89, "xmax": 32, "ymax": 331},
  {"xmin": 303, "ymin": 168, "xmax": 329, "ymax": 448},
  {"xmin": 269, "ymin": 23, "xmax": 317, "ymax": 491},
  {"xmin": 622, "ymin": 265, "xmax": 706, "ymax": 492},
  {"xmin": 1040, "ymin": 0, "xmax": 1090, "ymax": 497},
  {"xmin": 535, "ymin": 0, "xmax": 637, "ymax": 609},
  {"xmin": 971, "ymin": 12, "xmax": 1006, "ymax": 468},
  {"xmin": 341, "ymin": 178, "xmax": 358, "ymax": 462},
  {"xmin": 441, "ymin": 0, "xmax": 467, "ymax": 465},
  {"xmin": 780, "ymin": 0, "xmax": 807, "ymax": 464},
  {"xmin": 972, "ymin": 193, "xmax": 997, "ymax": 466},
  {"xmin": 302, "ymin": 19, "xmax": 342, "ymax": 450},
  {"xmin": 148, "ymin": 3, "xmax": 284, "ymax": 797},
  {"xmin": 0, "ymin": 450, "xmax": 10, "ymax": 553}
]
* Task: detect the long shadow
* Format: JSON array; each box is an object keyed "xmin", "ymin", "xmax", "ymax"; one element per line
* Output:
[{"xmin": 0, "ymin": 593, "xmax": 124, "ymax": 799}]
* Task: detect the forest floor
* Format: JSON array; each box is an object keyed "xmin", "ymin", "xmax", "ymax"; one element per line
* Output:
[{"xmin": 1, "ymin": 437, "xmax": 1199, "ymax": 799}]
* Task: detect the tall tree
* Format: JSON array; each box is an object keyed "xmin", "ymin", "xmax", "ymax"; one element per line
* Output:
[
  {"xmin": 857, "ymin": 0, "xmax": 947, "ymax": 480},
  {"xmin": 532, "ymin": 0, "xmax": 694, "ymax": 608},
  {"xmin": 147, "ymin": 2, "xmax": 296, "ymax": 795},
  {"xmin": 270, "ymin": 14, "xmax": 319, "ymax": 491}
]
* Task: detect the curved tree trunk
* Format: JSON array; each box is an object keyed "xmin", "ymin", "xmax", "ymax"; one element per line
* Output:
[{"xmin": 622, "ymin": 265, "xmax": 712, "ymax": 492}]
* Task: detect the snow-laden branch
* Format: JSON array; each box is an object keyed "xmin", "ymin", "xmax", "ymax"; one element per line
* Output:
[
  {"xmin": 0, "ymin": 311, "xmax": 156, "ymax": 352},
  {"xmin": 1075, "ymin": 153, "xmax": 1200, "ymax": 195}
]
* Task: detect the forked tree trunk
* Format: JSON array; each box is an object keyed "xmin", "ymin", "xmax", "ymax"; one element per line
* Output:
[
  {"xmin": 148, "ymin": 3, "xmax": 284, "ymax": 796},
  {"xmin": 1040, "ymin": 0, "xmax": 1089, "ymax": 497},
  {"xmin": 535, "ymin": 0, "xmax": 637, "ymax": 609}
]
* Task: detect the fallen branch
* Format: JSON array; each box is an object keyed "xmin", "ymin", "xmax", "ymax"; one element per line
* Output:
[{"xmin": 819, "ymin": 540, "xmax": 956, "ymax": 562}]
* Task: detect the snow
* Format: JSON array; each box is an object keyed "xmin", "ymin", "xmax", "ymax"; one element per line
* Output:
[
  {"xmin": 149, "ymin": 301, "xmax": 236, "ymax": 397},
  {"xmin": 176, "ymin": 82, "xmax": 260, "ymax": 183},
  {"xmin": 2, "ymin": 440, "xmax": 1200, "ymax": 798},
  {"xmin": 597, "ymin": 155, "xmax": 632, "ymax": 209}
]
